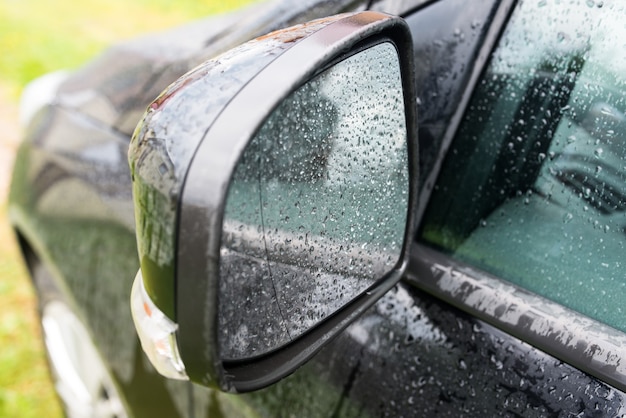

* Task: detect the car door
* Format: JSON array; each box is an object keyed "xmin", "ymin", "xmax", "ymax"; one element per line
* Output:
[{"xmin": 181, "ymin": 0, "xmax": 626, "ymax": 416}]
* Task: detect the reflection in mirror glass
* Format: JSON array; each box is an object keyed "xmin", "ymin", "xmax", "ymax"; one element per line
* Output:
[{"xmin": 219, "ymin": 42, "xmax": 409, "ymax": 359}]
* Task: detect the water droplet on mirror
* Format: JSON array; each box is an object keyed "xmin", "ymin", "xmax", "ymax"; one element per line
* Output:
[
  {"xmin": 490, "ymin": 354, "xmax": 503, "ymax": 370},
  {"xmin": 563, "ymin": 213, "xmax": 574, "ymax": 223}
]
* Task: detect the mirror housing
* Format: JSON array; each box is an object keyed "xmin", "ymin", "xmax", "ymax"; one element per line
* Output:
[{"xmin": 129, "ymin": 11, "xmax": 417, "ymax": 392}]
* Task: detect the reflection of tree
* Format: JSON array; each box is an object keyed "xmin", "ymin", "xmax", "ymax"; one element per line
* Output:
[
  {"xmin": 133, "ymin": 137, "xmax": 177, "ymax": 271},
  {"xmin": 35, "ymin": 217, "xmax": 139, "ymax": 383},
  {"xmin": 131, "ymin": 136, "xmax": 178, "ymax": 318}
]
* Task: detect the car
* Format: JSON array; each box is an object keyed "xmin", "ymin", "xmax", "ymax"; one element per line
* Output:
[{"xmin": 8, "ymin": 0, "xmax": 626, "ymax": 416}]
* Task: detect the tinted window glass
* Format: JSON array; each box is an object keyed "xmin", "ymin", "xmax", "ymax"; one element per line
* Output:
[
  {"xmin": 420, "ymin": 1, "xmax": 626, "ymax": 331},
  {"xmin": 405, "ymin": 0, "xmax": 498, "ymax": 185}
]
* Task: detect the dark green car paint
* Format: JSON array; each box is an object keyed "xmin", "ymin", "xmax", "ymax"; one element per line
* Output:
[{"xmin": 9, "ymin": 0, "xmax": 626, "ymax": 416}]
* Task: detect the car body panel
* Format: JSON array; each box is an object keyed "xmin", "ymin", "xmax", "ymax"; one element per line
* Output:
[
  {"xmin": 8, "ymin": 0, "xmax": 626, "ymax": 416},
  {"xmin": 237, "ymin": 283, "xmax": 626, "ymax": 417}
]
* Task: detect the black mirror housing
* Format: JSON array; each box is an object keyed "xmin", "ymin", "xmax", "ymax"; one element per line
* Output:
[{"xmin": 129, "ymin": 11, "xmax": 417, "ymax": 392}]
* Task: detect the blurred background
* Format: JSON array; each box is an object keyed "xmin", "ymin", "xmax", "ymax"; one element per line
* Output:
[{"xmin": 0, "ymin": 0, "xmax": 252, "ymax": 416}]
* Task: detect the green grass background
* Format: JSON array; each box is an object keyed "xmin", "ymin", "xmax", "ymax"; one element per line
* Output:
[{"xmin": 0, "ymin": 1, "xmax": 254, "ymax": 416}]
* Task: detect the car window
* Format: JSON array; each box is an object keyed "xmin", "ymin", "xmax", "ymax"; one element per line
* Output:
[
  {"xmin": 404, "ymin": 0, "xmax": 499, "ymax": 185},
  {"xmin": 420, "ymin": 0, "xmax": 626, "ymax": 332}
]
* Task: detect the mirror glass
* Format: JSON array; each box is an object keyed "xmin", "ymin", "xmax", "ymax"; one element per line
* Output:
[{"xmin": 219, "ymin": 42, "xmax": 409, "ymax": 359}]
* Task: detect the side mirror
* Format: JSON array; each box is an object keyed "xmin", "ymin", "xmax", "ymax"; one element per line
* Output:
[{"xmin": 129, "ymin": 11, "xmax": 417, "ymax": 392}]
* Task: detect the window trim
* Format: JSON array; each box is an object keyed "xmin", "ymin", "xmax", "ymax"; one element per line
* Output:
[
  {"xmin": 408, "ymin": 244, "xmax": 626, "ymax": 392},
  {"xmin": 415, "ymin": 0, "xmax": 517, "ymax": 222},
  {"xmin": 408, "ymin": 0, "xmax": 626, "ymax": 391}
]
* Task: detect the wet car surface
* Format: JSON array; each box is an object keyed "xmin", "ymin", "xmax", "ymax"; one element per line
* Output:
[{"xmin": 8, "ymin": 0, "xmax": 626, "ymax": 416}]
